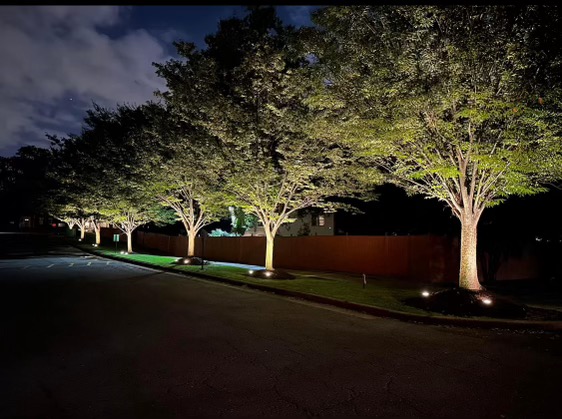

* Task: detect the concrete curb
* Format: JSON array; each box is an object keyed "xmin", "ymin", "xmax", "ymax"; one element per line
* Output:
[{"xmin": 78, "ymin": 245, "xmax": 562, "ymax": 332}]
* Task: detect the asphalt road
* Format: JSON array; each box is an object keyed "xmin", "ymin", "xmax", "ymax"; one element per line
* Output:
[{"xmin": 0, "ymin": 234, "xmax": 561, "ymax": 418}]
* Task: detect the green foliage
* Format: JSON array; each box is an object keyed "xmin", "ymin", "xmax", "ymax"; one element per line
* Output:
[
  {"xmin": 230, "ymin": 207, "xmax": 258, "ymax": 236},
  {"xmin": 209, "ymin": 228, "xmax": 238, "ymax": 237},
  {"xmin": 155, "ymin": 7, "xmax": 379, "ymax": 243},
  {"xmin": 47, "ymin": 102, "xmax": 174, "ymax": 234},
  {"xmin": 309, "ymin": 5, "xmax": 562, "ymax": 222},
  {"xmin": 141, "ymin": 102, "xmax": 227, "ymax": 238}
]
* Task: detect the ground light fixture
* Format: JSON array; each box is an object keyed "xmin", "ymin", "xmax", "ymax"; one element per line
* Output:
[
  {"xmin": 481, "ymin": 298, "xmax": 493, "ymax": 305},
  {"xmin": 421, "ymin": 290, "xmax": 430, "ymax": 297},
  {"xmin": 248, "ymin": 270, "xmax": 254, "ymax": 275},
  {"xmin": 265, "ymin": 271, "xmax": 272, "ymax": 278},
  {"xmin": 184, "ymin": 259, "xmax": 190, "ymax": 264}
]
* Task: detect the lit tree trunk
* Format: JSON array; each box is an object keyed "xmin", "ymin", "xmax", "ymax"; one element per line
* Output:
[
  {"xmin": 265, "ymin": 232, "xmax": 275, "ymax": 271},
  {"xmin": 127, "ymin": 232, "xmax": 133, "ymax": 253},
  {"xmin": 95, "ymin": 227, "xmax": 101, "ymax": 245},
  {"xmin": 161, "ymin": 188, "xmax": 210, "ymax": 259},
  {"xmin": 187, "ymin": 229, "xmax": 196, "ymax": 257},
  {"xmin": 91, "ymin": 219, "xmax": 102, "ymax": 245},
  {"xmin": 459, "ymin": 215, "xmax": 481, "ymax": 290},
  {"xmin": 75, "ymin": 217, "xmax": 88, "ymax": 240}
]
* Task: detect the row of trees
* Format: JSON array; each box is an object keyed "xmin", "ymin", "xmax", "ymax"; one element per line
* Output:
[{"xmin": 19, "ymin": 6, "xmax": 562, "ymax": 289}]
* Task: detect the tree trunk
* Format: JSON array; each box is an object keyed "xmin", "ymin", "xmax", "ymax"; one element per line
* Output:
[
  {"xmin": 459, "ymin": 216, "xmax": 481, "ymax": 290},
  {"xmin": 80, "ymin": 228, "xmax": 85, "ymax": 240},
  {"xmin": 187, "ymin": 230, "xmax": 196, "ymax": 257},
  {"xmin": 95, "ymin": 226, "xmax": 101, "ymax": 245},
  {"xmin": 265, "ymin": 233, "xmax": 275, "ymax": 271},
  {"xmin": 127, "ymin": 232, "xmax": 133, "ymax": 253}
]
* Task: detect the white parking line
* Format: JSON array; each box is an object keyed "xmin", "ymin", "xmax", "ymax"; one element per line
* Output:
[
  {"xmin": 69, "ymin": 263, "xmax": 74, "ymax": 267},
  {"xmin": 106, "ymin": 261, "xmax": 110, "ymax": 265},
  {"xmin": 47, "ymin": 264, "xmax": 54, "ymax": 268},
  {"xmin": 87, "ymin": 262, "xmax": 92, "ymax": 266},
  {"xmin": 22, "ymin": 265, "xmax": 30, "ymax": 270}
]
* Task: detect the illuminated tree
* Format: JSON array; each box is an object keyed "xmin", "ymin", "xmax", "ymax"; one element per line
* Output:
[
  {"xmin": 144, "ymin": 108, "xmax": 226, "ymax": 260},
  {"xmin": 48, "ymin": 103, "xmax": 172, "ymax": 246},
  {"xmin": 309, "ymin": 5, "xmax": 562, "ymax": 289},
  {"xmin": 102, "ymin": 190, "xmax": 174, "ymax": 253},
  {"xmin": 155, "ymin": 7, "xmax": 375, "ymax": 271}
]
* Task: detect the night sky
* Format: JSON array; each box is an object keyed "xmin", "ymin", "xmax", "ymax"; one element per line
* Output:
[{"xmin": 0, "ymin": 6, "xmax": 320, "ymax": 156}]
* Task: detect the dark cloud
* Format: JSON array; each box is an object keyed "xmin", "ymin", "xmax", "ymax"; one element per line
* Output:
[
  {"xmin": 277, "ymin": 6, "xmax": 317, "ymax": 27},
  {"xmin": 0, "ymin": 6, "xmax": 171, "ymax": 155}
]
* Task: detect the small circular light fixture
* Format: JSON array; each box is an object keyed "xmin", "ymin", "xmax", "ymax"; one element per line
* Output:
[
  {"xmin": 248, "ymin": 270, "xmax": 254, "ymax": 275},
  {"xmin": 421, "ymin": 290, "xmax": 430, "ymax": 297},
  {"xmin": 120, "ymin": 251, "xmax": 125, "ymax": 254},
  {"xmin": 265, "ymin": 271, "xmax": 272, "ymax": 277},
  {"xmin": 184, "ymin": 259, "xmax": 190, "ymax": 264},
  {"xmin": 482, "ymin": 298, "xmax": 492, "ymax": 305}
]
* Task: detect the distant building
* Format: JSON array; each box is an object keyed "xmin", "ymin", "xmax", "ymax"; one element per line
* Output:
[{"xmin": 243, "ymin": 210, "xmax": 335, "ymax": 237}]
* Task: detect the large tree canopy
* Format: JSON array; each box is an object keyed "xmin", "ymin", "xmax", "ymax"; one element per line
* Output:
[
  {"xmin": 308, "ymin": 5, "xmax": 562, "ymax": 289},
  {"xmin": 155, "ymin": 6, "xmax": 378, "ymax": 271},
  {"xmin": 48, "ymin": 103, "xmax": 174, "ymax": 250},
  {"xmin": 142, "ymin": 105, "xmax": 227, "ymax": 259}
]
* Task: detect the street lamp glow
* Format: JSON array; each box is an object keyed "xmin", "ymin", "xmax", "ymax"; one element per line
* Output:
[{"xmin": 421, "ymin": 290, "xmax": 430, "ymax": 297}]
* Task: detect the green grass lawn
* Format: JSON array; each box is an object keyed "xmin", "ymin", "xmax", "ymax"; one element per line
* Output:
[
  {"xmin": 84, "ymin": 244, "xmax": 562, "ymax": 320},
  {"xmin": 91, "ymin": 247, "xmax": 432, "ymax": 315}
]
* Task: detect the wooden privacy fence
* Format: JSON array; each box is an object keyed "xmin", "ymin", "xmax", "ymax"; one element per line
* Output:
[
  {"xmin": 130, "ymin": 231, "xmax": 545, "ymax": 283},
  {"xmin": 134, "ymin": 231, "xmax": 463, "ymax": 283}
]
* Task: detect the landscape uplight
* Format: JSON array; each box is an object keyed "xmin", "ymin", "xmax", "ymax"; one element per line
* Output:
[
  {"xmin": 421, "ymin": 290, "xmax": 430, "ymax": 297},
  {"xmin": 248, "ymin": 270, "xmax": 254, "ymax": 275},
  {"xmin": 265, "ymin": 271, "xmax": 272, "ymax": 277},
  {"xmin": 482, "ymin": 298, "xmax": 493, "ymax": 305}
]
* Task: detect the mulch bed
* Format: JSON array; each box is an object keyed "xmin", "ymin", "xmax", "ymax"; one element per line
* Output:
[{"xmin": 404, "ymin": 287, "xmax": 562, "ymax": 321}]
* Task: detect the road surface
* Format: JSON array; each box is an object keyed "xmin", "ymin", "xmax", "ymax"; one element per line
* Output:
[{"xmin": 0, "ymin": 233, "xmax": 560, "ymax": 418}]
